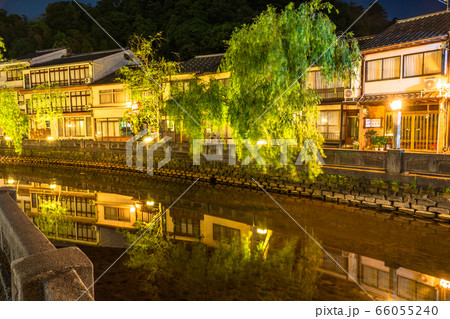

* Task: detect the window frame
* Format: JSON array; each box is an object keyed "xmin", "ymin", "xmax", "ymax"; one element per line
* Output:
[
  {"xmin": 365, "ymin": 55, "xmax": 402, "ymax": 82},
  {"xmin": 403, "ymin": 49, "xmax": 443, "ymax": 79}
]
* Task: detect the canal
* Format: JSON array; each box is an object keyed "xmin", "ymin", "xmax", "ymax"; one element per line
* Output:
[{"xmin": 1, "ymin": 163, "xmax": 450, "ymax": 301}]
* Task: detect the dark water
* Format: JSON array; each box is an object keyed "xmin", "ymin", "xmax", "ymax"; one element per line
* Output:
[{"xmin": 1, "ymin": 163, "xmax": 450, "ymax": 301}]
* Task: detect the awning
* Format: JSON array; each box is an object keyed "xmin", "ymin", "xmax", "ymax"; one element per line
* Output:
[{"xmin": 358, "ymin": 91, "xmax": 442, "ymax": 104}]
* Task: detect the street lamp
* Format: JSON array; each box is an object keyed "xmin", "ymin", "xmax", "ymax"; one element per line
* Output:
[{"xmin": 390, "ymin": 100, "xmax": 402, "ymax": 149}]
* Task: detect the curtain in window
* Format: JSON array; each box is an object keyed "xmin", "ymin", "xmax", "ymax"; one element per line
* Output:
[
  {"xmin": 424, "ymin": 51, "xmax": 442, "ymax": 75},
  {"xmin": 404, "ymin": 54, "xmax": 423, "ymax": 77},
  {"xmin": 366, "ymin": 60, "xmax": 382, "ymax": 81},
  {"xmin": 382, "ymin": 57, "xmax": 400, "ymax": 79}
]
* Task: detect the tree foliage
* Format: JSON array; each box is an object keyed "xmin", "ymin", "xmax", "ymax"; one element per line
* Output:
[
  {"xmin": 31, "ymin": 84, "xmax": 66, "ymax": 138},
  {"xmin": 123, "ymin": 219, "xmax": 323, "ymax": 300},
  {"xmin": 35, "ymin": 198, "xmax": 74, "ymax": 237},
  {"xmin": 0, "ymin": 1, "xmax": 391, "ymax": 60},
  {"xmin": 0, "ymin": 88, "xmax": 29, "ymax": 154},
  {"xmin": 119, "ymin": 34, "xmax": 179, "ymax": 134},
  {"xmin": 168, "ymin": 1, "xmax": 360, "ymax": 178}
]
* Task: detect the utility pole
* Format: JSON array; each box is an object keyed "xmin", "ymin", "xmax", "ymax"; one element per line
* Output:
[{"xmin": 438, "ymin": 0, "xmax": 450, "ymax": 11}]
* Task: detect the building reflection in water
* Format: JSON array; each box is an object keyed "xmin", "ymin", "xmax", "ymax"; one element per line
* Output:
[{"xmin": 3, "ymin": 178, "xmax": 450, "ymax": 301}]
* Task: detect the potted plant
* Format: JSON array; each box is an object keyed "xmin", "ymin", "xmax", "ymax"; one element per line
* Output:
[
  {"xmin": 365, "ymin": 130, "xmax": 378, "ymax": 150},
  {"xmin": 371, "ymin": 136, "xmax": 388, "ymax": 151}
]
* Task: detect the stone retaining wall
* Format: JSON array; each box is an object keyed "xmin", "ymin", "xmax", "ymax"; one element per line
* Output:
[
  {"xmin": 2, "ymin": 155, "xmax": 450, "ymax": 226},
  {"xmin": 0, "ymin": 188, "xmax": 94, "ymax": 301}
]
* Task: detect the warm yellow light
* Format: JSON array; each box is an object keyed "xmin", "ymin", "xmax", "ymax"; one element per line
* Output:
[
  {"xmin": 144, "ymin": 137, "xmax": 153, "ymax": 142},
  {"xmin": 135, "ymin": 204, "xmax": 141, "ymax": 209},
  {"xmin": 131, "ymin": 104, "xmax": 139, "ymax": 110},
  {"xmin": 130, "ymin": 206, "xmax": 136, "ymax": 213},
  {"xmin": 256, "ymin": 228, "xmax": 268, "ymax": 235},
  {"xmin": 437, "ymin": 79, "xmax": 444, "ymax": 90},
  {"xmin": 7, "ymin": 179, "xmax": 14, "ymax": 184},
  {"xmin": 440, "ymin": 279, "xmax": 450, "ymax": 289},
  {"xmin": 390, "ymin": 100, "xmax": 402, "ymax": 111},
  {"xmin": 4, "ymin": 136, "xmax": 11, "ymax": 141},
  {"xmin": 146, "ymin": 201, "xmax": 155, "ymax": 206},
  {"xmin": 47, "ymin": 137, "xmax": 54, "ymax": 141},
  {"xmin": 49, "ymin": 184, "xmax": 57, "ymax": 189},
  {"xmin": 256, "ymin": 140, "xmax": 267, "ymax": 145}
]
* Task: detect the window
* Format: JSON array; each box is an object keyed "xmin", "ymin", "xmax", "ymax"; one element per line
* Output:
[
  {"xmin": 75, "ymin": 197, "xmax": 96, "ymax": 218},
  {"xmin": 173, "ymin": 218, "xmax": 200, "ymax": 237},
  {"xmin": 213, "ymin": 224, "xmax": 240, "ymax": 242},
  {"xmin": 307, "ymin": 71, "xmax": 346, "ymax": 90},
  {"xmin": 23, "ymin": 201, "xmax": 31, "ymax": 214},
  {"xmin": 361, "ymin": 265, "xmax": 390, "ymax": 291},
  {"xmin": 70, "ymin": 91, "xmax": 90, "ymax": 112},
  {"xmin": 322, "ymin": 251, "xmax": 348, "ymax": 275},
  {"xmin": 30, "ymin": 69, "xmax": 49, "ymax": 88},
  {"xmin": 61, "ymin": 117, "xmax": 91, "ymax": 137},
  {"xmin": 95, "ymin": 119, "xmax": 132, "ymax": 140},
  {"xmin": 104, "ymin": 206, "xmax": 130, "ymax": 221},
  {"xmin": 6, "ymin": 69, "xmax": 22, "ymax": 81},
  {"xmin": 318, "ymin": 110, "xmax": 340, "ymax": 141},
  {"xmin": 366, "ymin": 56, "xmax": 401, "ymax": 81},
  {"xmin": 49, "ymin": 67, "xmax": 69, "ymax": 86},
  {"xmin": 69, "ymin": 65, "xmax": 89, "ymax": 85},
  {"xmin": 76, "ymin": 223, "xmax": 97, "ymax": 242},
  {"xmin": 99, "ymin": 89, "xmax": 126, "ymax": 104},
  {"xmin": 397, "ymin": 276, "xmax": 435, "ymax": 301},
  {"xmin": 403, "ymin": 50, "xmax": 442, "ymax": 77}
]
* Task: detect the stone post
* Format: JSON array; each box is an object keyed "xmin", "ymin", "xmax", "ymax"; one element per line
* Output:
[{"xmin": 386, "ymin": 149, "xmax": 404, "ymax": 174}]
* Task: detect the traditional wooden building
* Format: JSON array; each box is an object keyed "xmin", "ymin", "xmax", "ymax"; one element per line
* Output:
[{"xmin": 358, "ymin": 10, "xmax": 450, "ymax": 152}]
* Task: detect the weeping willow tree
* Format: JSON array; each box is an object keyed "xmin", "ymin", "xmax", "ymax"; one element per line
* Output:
[
  {"xmin": 167, "ymin": 1, "xmax": 360, "ymax": 178},
  {"xmin": 31, "ymin": 84, "xmax": 66, "ymax": 138},
  {"xmin": 0, "ymin": 89, "xmax": 29, "ymax": 153},
  {"xmin": 119, "ymin": 33, "xmax": 180, "ymax": 134},
  {"xmin": 0, "ymin": 38, "xmax": 29, "ymax": 154},
  {"xmin": 35, "ymin": 198, "xmax": 73, "ymax": 237}
]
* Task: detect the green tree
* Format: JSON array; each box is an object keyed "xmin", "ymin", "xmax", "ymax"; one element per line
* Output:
[
  {"xmin": 169, "ymin": 1, "xmax": 360, "ymax": 178},
  {"xmin": 123, "ymin": 217, "xmax": 323, "ymax": 300},
  {"xmin": 119, "ymin": 33, "xmax": 179, "ymax": 134},
  {"xmin": 0, "ymin": 88, "xmax": 29, "ymax": 153},
  {"xmin": 31, "ymin": 84, "xmax": 66, "ymax": 138},
  {"xmin": 35, "ymin": 198, "xmax": 73, "ymax": 237}
]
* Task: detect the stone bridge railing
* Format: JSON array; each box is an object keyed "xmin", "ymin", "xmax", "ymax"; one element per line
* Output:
[{"xmin": 0, "ymin": 188, "xmax": 94, "ymax": 301}]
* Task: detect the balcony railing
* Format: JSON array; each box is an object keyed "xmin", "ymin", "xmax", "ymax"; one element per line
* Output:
[{"xmin": 316, "ymin": 88, "xmax": 345, "ymax": 101}]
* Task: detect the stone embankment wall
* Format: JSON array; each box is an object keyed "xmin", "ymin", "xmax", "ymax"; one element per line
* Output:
[
  {"xmin": 2, "ymin": 149, "xmax": 450, "ymax": 226},
  {"xmin": 0, "ymin": 188, "xmax": 94, "ymax": 301}
]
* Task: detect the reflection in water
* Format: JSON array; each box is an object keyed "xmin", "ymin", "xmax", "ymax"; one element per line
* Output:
[{"xmin": 2, "ymin": 165, "xmax": 450, "ymax": 301}]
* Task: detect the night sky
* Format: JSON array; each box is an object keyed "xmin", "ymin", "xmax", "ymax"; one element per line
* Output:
[{"xmin": 0, "ymin": 0, "xmax": 447, "ymax": 20}]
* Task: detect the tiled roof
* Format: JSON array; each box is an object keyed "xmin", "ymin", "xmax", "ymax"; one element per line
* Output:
[
  {"xmin": 17, "ymin": 47, "xmax": 66, "ymax": 61},
  {"xmin": 360, "ymin": 10, "xmax": 450, "ymax": 51},
  {"xmin": 359, "ymin": 91, "xmax": 441, "ymax": 103},
  {"xmin": 32, "ymin": 49, "xmax": 125, "ymax": 68},
  {"xmin": 180, "ymin": 53, "xmax": 224, "ymax": 74}
]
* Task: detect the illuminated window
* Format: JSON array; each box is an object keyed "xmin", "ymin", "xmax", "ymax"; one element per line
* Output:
[
  {"xmin": 318, "ymin": 110, "xmax": 340, "ymax": 141},
  {"xmin": 99, "ymin": 89, "xmax": 125, "ymax": 104},
  {"xmin": 366, "ymin": 56, "xmax": 401, "ymax": 81},
  {"xmin": 403, "ymin": 50, "xmax": 442, "ymax": 77},
  {"xmin": 6, "ymin": 68, "xmax": 22, "ymax": 81},
  {"xmin": 49, "ymin": 67, "xmax": 69, "ymax": 86},
  {"xmin": 104, "ymin": 206, "xmax": 130, "ymax": 221},
  {"xmin": 69, "ymin": 65, "xmax": 89, "ymax": 85},
  {"xmin": 173, "ymin": 218, "xmax": 200, "ymax": 237},
  {"xmin": 30, "ymin": 69, "xmax": 49, "ymax": 88}
]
